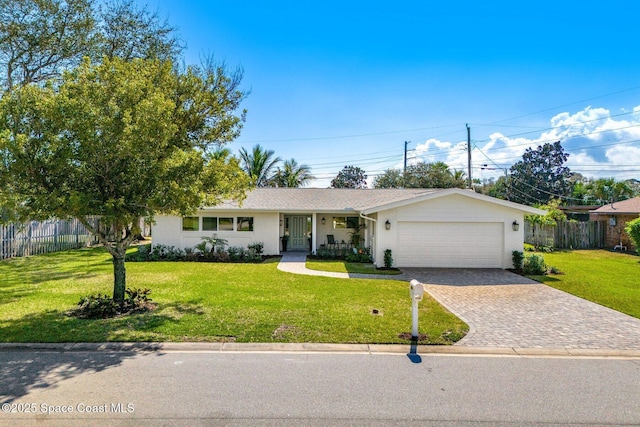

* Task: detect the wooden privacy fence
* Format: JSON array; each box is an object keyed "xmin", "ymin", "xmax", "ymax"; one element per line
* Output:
[
  {"xmin": 525, "ymin": 221, "xmax": 606, "ymax": 249},
  {"xmin": 0, "ymin": 218, "xmax": 99, "ymax": 260}
]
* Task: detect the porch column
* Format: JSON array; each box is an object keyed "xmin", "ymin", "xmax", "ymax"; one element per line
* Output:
[{"xmin": 312, "ymin": 213, "xmax": 317, "ymax": 254}]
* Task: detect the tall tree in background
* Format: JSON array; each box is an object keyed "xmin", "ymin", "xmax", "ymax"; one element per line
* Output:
[
  {"xmin": 372, "ymin": 162, "xmax": 467, "ymax": 189},
  {"xmin": 272, "ymin": 158, "xmax": 314, "ymax": 187},
  {"xmin": 331, "ymin": 165, "xmax": 367, "ymax": 189},
  {"xmin": 405, "ymin": 162, "xmax": 466, "ymax": 188},
  {"xmin": 0, "ymin": 57, "xmax": 250, "ymax": 304},
  {"xmin": 506, "ymin": 141, "xmax": 572, "ymax": 205},
  {"xmin": 239, "ymin": 144, "xmax": 281, "ymax": 187},
  {"xmin": 372, "ymin": 168, "xmax": 403, "ymax": 188},
  {"xmin": 572, "ymin": 176, "xmax": 638, "ymax": 205}
]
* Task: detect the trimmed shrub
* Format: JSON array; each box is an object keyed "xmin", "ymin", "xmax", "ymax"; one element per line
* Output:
[
  {"xmin": 383, "ymin": 249, "xmax": 393, "ymax": 269},
  {"xmin": 71, "ymin": 288, "xmax": 155, "ymax": 319},
  {"xmin": 512, "ymin": 250, "xmax": 524, "ymax": 273},
  {"xmin": 345, "ymin": 247, "xmax": 372, "ymax": 263},
  {"xmin": 524, "ymin": 254, "xmax": 547, "ymax": 275},
  {"xmin": 248, "ymin": 242, "xmax": 264, "ymax": 256}
]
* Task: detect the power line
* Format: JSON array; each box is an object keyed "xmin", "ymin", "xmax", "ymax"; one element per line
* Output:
[
  {"xmin": 235, "ymin": 123, "xmax": 462, "ymax": 144},
  {"xmin": 473, "ymin": 85, "xmax": 640, "ymax": 127}
]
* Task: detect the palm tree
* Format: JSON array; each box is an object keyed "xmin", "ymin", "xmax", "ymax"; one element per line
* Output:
[
  {"xmin": 207, "ymin": 146, "xmax": 232, "ymax": 162},
  {"xmin": 451, "ymin": 169, "xmax": 467, "ymax": 188},
  {"xmin": 272, "ymin": 159, "xmax": 315, "ymax": 187},
  {"xmin": 238, "ymin": 144, "xmax": 281, "ymax": 187}
]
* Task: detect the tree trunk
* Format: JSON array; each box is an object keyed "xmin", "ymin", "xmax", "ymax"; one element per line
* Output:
[{"xmin": 112, "ymin": 252, "xmax": 126, "ymax": 305}]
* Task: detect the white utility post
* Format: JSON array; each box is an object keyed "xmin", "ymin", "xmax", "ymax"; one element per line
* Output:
[{"xmin": 409, "ymin": 279, "xmax": 425, "ymax": 339}]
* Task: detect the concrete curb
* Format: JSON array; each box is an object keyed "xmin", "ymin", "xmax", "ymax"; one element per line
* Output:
[{"xmin": 1, "ymin": 342, "xmax": 639, "ymax": 358}]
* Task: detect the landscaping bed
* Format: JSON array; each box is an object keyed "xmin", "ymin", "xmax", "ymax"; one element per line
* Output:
[{"xmin": 305, "ymin": 259, "xmax": 402, "ymax": 275}]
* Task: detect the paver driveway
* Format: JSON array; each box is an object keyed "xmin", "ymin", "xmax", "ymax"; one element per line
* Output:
[{"xmin": 402, "ymin": 268, "xmax": 640, "ymax": 350}]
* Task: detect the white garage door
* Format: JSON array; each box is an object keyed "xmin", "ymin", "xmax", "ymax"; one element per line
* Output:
[{"xmin": 396, "ymin": 222, "xmax": 504, "ymax": 268}]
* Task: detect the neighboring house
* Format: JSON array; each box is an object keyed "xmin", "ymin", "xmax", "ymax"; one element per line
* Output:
[
  {"xmin": 590, "ymin": 196, "xmax": 640, "ymax": 251},
  {"xmin": 153, "ymin": 187, "xmax": 545, "ymax": 269},
  {"xmin": 558, "ymin": 205, "xmax": 601, "ymax": 222}
]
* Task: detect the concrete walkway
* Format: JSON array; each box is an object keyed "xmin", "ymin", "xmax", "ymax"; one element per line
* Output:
[
  {"xmin": 277, "ymin": 254, "xmax": 640, "ymax": 350},
  {"xmin": 277, "ymin": 251, "xmax": 408, "ymax": 279}
]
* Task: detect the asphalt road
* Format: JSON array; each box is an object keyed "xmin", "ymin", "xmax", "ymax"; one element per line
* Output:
[{"xmin": 1, "ymin": 350, "xmax": 639, "ymax": 426}]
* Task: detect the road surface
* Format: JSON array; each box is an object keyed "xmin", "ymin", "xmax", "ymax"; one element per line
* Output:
[{"xmin": 1, "ymin": 349, "xmax": 639, "ymax": 426}]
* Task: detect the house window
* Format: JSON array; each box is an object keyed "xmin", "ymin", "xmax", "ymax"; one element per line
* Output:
[
  {"xmin": 202, "ymin": 217, "xmax": 218, "ymax": 231},
  {"xmin": 332, "ymin": 216, "xmax": 359, "ymax": 229},
  {"xmin": 333, "ymin": 217, "xmax": 347, "ymax": 229},
  {"xmin": 218, "ymin": 217, "xmax": 234, "ymax": 231},
  {"xmin": 346, "ymin": 217, "xmax": 359, "ymax": 229},
  {"xmin": 237, "ymin": 217, "xmax": 254, "ymax": 232},
  {"xmin": 182, "ymin": 217, "xmax": 199, "ymax": 231}
]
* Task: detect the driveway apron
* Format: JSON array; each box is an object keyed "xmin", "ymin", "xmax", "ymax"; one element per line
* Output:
[{"xmin": 402, "ymin": 268, "xmax": 640, "ymax": 350}]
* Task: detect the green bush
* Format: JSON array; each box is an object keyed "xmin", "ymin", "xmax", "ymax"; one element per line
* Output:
[
  {"xmin": 227, "ymin": 246, "xmax": 241, "ymax": 261},
  {"xmin": 512, "ymin": 250, "xmax": 524, "ymax": 272},
  {"xmin": 625, "ymin": 217, "xmax": 640, "ymax": 253},
  {"xmin": 524, "ymin": 254, "xmax": 548, "ymax": 275},
  {"xmin": 345, "ymin": 247, "xmax": 372, "ymax": 263},
  {"xmin": 248, "ymin": 242, "xmax": 264, "ymax": 256},
  {"xmin": 72, "ymin": 288, "xmax": 154, "ymax": 319},
  {"xmin": 383, "ymin": 249, "xmax": 393, "ymax": 269},
  {"xmin": 149, "ymin": 244, "xmax": 185, "ymax": 261}
]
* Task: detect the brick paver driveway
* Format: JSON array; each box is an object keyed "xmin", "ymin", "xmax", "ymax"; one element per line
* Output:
[{"xmin": 402, "ymin": 268, "xmax": 640, "ymax": 349}]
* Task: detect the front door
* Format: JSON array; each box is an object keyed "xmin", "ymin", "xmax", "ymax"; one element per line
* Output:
[{"xmin": 289, "ymin": 216, "xmax": 310, "ymax": 251}]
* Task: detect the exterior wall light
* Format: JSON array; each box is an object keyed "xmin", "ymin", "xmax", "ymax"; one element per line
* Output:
[
  {"xmin": 385, "ymin": 220, "xmax": 391, "ymax": 230},
  {"xmin": 512, "ymin": 220, "xmax": 520, "ymax": 231},
  {"xmin": 321, "ymin": 217, "xmax": 326, "ymax": 225}
]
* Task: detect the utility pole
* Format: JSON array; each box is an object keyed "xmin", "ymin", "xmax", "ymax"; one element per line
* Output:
[
  {"xmin": 466, "ymin": 124, "xmax": 472, "ymax": 189},
  {"xmin": 403, "ymin": 141, "xmax": 409, "ymax": 188}
]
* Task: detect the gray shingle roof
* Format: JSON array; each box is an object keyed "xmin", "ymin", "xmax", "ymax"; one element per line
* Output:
[{"xmin": 206, "ymin": 188, "xmax": 441, "ymax": 212}]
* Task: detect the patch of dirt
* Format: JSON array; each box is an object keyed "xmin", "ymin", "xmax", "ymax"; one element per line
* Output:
[
  {"xmin": 272, "ymin": 324, "xmax": 301, "ymax": 340},
  {"xmin": 398, "ymin": 332, "xmax": 429, "ymax": 342}
]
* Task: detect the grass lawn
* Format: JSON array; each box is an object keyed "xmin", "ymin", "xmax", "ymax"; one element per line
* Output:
[
  {"xmin": 0, "ymin": 247, "xmax": 467, "ymax": 344},
  {"xmin": 305, "ymin": 259, "xmax": 402, "ymax": 275},
  {"xmin": 529, "ymin": 249, "xmax": 640, "ymax": 319}
]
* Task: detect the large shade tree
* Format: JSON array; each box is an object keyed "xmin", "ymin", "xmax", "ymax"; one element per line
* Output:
[
  {"xmin": 0, "ymin": 0, "xmax": 182, "ymax": 93},
  {"xmin": 506, "ymin": 141, "xmax": 572, "ymax": 205},
  {"xmin": 0, "ymin": 0, "xmax": 95, "ymax": 91},
  {"xmin": 0, "ymin": 57, "xmax": 250, "ymax": 303}
]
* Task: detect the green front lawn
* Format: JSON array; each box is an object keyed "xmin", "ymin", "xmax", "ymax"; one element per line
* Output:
[
  {"xmin": 529, "ymin": 249, "xmax": 640, "ymax": 319},
  {"xmin": 0, "ymin": 247, "xmax": 467, "ymax": 344},
  {"xmin": 306, "ymin": 259, "xmax": 402, "ymax": 275}
]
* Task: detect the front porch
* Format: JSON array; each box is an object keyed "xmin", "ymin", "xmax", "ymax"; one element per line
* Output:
[{"xmin": 279, "ymin": 213, "xmax": 371, "ymax": 255}]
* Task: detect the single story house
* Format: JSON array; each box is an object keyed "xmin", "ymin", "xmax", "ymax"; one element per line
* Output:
[
  {"xmin": 153, "ymin": 187, "xmax": 545, "ymax": 269},
  {"xmin": 589, "ymin": 196, "xmax": 640, "ymax": 251}
]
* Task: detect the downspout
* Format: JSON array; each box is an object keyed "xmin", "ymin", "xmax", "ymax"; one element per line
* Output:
[{"xmin": 359, "ymin": 212, "xmax": 377, "ymax": 224}]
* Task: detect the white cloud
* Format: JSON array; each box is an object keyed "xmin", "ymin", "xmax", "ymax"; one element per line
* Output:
[{"xmin": 410, "ymin": 105, "xmax": 640, "ymax": 182}]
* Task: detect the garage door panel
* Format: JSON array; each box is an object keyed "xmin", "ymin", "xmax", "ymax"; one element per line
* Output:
[{"xmin": 396, "ymin": 222, "xmax": 503, "ymax": 268}]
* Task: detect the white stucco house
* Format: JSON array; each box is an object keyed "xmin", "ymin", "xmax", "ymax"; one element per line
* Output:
[{"xmin": 152, "ymin": 187, "xmax": 545, "ymax": 269}]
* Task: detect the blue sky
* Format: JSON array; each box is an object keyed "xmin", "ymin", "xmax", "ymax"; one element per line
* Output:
[{"xmin": 143, "ymin": 1, "xmax": 640, "ymax": 187}]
